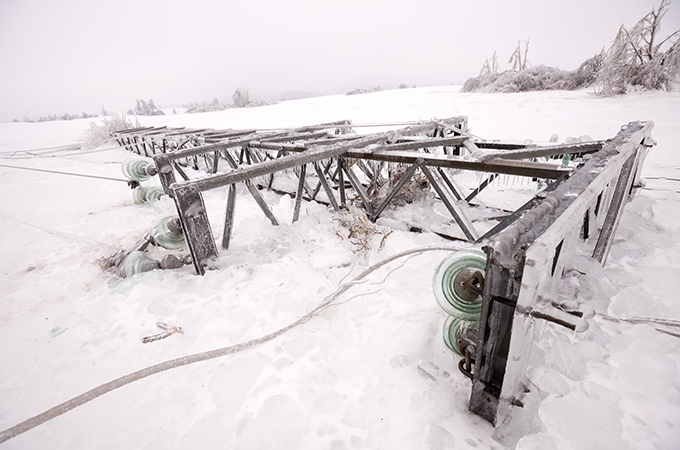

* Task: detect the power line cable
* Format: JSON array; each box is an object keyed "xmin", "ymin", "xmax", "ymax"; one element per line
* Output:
[
  {"xmin": 0, "ymin": 163, "xmax": 129, "ymax": 183},
  {"xmin": 0, "ymin": 245, "xmax": 464, "ymax": 444}
]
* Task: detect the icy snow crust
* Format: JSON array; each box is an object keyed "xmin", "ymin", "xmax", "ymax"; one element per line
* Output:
[{"xmin": 0, "ymin": 86, "xmax": 679, "ymax": 449}]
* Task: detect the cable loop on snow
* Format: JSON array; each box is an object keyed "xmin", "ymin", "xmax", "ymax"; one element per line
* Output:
[{"xmin": 0, "ymin": 245, "xmax": 464, "ymax": 444}]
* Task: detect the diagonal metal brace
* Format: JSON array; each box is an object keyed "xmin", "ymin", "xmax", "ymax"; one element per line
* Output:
[
  {"xmin": 369, "ymin": 163, "xmax": 419, "ymax": 221},
  {"xmin": 342, "ymin": 164, "xmax": 374, "ymax": 216},
  {"xmin": 419, "ymin": 162, "xmax": 479, "ymax": 242}
]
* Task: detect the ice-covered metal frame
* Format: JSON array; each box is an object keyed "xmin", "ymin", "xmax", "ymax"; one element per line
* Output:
[
  {"xmin": 110, "ymin": 118, "xmax": 651, "ymax": 441},
  {"xmin": 471, "ymin": 121, "xmax": 655, "ymax": 444},
  {"xmin": 112, "ymin": 118, "xmax": 610, "ymax": 276},
  {"xmin": 153, "ymin": 118, "xmax": 471, "ymax": 274}
]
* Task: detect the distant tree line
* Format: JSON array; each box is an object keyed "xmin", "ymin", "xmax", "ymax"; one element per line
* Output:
[
  {"xmin": 346, "ymin": 86, "xmax": 383, "ymax": 95},
  {"xmin": 462, "ymin": 0, "xmax": 679, "ymax": 94},
  {"xmin": 14, "ymin": 111, "xmax": 99, "ymax": 123},
  {"xmin": 184, "ymin": 86, "xmax": 273, "ymax": 114},
  {"xmin": 345, "ymin": 84, "xmax": 415, "ymax": 95},
  {"xmin": 128, "ymin": 98, "xmax": 165, "ymax": 116},
  {"xmin": 184, "ymin": 97, "xmax": 232, "ymax": 113}
]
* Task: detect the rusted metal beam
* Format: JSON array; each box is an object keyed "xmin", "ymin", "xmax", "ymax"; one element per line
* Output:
[
  {"xmin": 292, "ymin": 164, "xmax": 307, "ymax": 222},
  {"xmin": 436, "ymin": 167, "xmax": 465, "ymax": 201},
  {"xmin": 342, "ymin": 164, "xmax": 374, "ymax": 216},
  {"xmin": 345, "ymin": 149, "xmax": 571, "ymax": 179},
  {"xmin": 378, "ymin": 136, "xmax": 468, "ymax": 151},
  {"xmin": 171, "ymin": 133, "xmax": 388, "ymax": 193},
  {"xmin": 222, "ymin": 184, "xmax": 236, "ymax": 250},
  {"xmin": 314, "ymin": 161, "xmax": 341, "ymax": 211},
  {"xmin": 165, "ymin": 131, "xmax": 294, "ymax": 160},
  {"xmin": 257, "ymin": 130, "xmax": 331, "ymax": 143},
  {"xmin": 419, "ymin": 163, "xmax": 479, "ymax": 242},
  {"xmin": 474, "ymin": 142, "xmax": 530, "ymax": 150},
  {"xmin": 475, "ymin": 174, "xmax": 567, "ymax": 242},
  {"xmin": 245, "ymin": 181, "xmax": 279, "ymax": 225},
  {"xmin": 162, "ymin": 121, "xmax": 363, "ymax": 160},
  {"xmin": 466, "ymin": 173, "xmax": 499, "ymax": 203},
  {"xmin": 480, "ymin": 141, "xmax": 604, "ymax": 162},
  {"xmin": 171, "ymin": 184, "xmax": 218, "ymax": 276},
  {"xmin": 369, "ymin": 163, "xmax": 419, "ymax": 221}
]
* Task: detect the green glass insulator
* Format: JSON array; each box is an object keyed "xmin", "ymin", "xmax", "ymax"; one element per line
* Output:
[
  {"xmin": 442, "ymin": 316, "xmax": 479, "ymax": 356},
  {"xmin": 432, "ymin": 249, "xmax": 486, "ymax": 321},
  {"xmin": 150, "ymin": 216, "xmax": 185, "ymax": 250},
  {"xmin": 123, "ymin": 251, "xmax": 160, "ymax": 277},
  {"xmin": 122, "ymin": 158, "xmax": 153, "ymax": 182},
  {"xmin": 144, "ymin": 186, "xmax": 165, "ymax": 203},
  {"xmin": 132, "ymin": 186, "xmax": 150, "ymax": 204}
]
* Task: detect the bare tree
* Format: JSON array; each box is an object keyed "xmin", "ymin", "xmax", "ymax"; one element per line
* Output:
[
  {"xmin": 508, "ymin": 39, "xmax": 530, "ymax": 71},
  {"xmin": 598, "ymin": 0, "xmax": 680, "ymax": 93},
  {"xmin": 627, "ymin": 0, "xmax": 678, "ymax": 63},
  {"xmin": 479, "ymin": 51, "xmax": 499, "ymax": 77},
  {"xmin": 233, "ymin": 86, "xmax": 250, "ymax": 107}
]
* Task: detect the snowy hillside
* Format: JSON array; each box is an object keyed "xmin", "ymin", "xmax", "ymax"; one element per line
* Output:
[{"xmin": 0, "ymin": 86, "xmax": 679, "ymax": 449}]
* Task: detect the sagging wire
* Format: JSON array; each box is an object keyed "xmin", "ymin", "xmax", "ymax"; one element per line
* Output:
[
  {"xmin": 61, "ymin": 146, "xmax": 123, "ymax": 157},
  {"xmin": 640, "ymin": 176, "xmax": 680, "ymax": 194},
  {"xmin": 0, "ymin": 143, "xmax": 82, "ymax": 155},
  {"xmin": 326, "ymin": 288, "xmax": 384, "ymax": 308},
  {"xmin": 599, "ymin": 313, "xmax": 680, "ymax": 339},
  {"xmin": 369, "ymin": 254, "xmax": 416, "ymax": 286},
  {"xmin": 0, "ymin": 214, "xmax": 117, "ymax": 252},
  {"xmin": 641, "ymin": 187, "xmax": 680, "ymax": 194},
  {"xmin": 0, "ymin": 163, "xmax": 130, "ymax": 183},
  {"xmin": 0, "ymin": 245, "xmax": 464, "ymax": 444},
  {"xmin": 2, "ymin": 146, "xmax": 124, "ymax": 160},
  {"xmin": 643, "ymin": 176, "xmax": 680, "ymax": 182}
]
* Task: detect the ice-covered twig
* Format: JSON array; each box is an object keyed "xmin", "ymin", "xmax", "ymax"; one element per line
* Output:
[{"xmin": 141, "ymin": 322, "xmax": 184, "ymax": 344}]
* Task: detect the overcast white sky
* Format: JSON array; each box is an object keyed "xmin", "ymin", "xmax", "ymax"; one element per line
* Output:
[{"xmin": 1, "ymin": 0, "xmax": 678, "ymax": 121}]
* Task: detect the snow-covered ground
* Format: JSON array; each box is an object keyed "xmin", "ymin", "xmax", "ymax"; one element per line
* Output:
[{"xmin": 0, "ymin": 86, "xmax": 679, "ymax": 449}]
